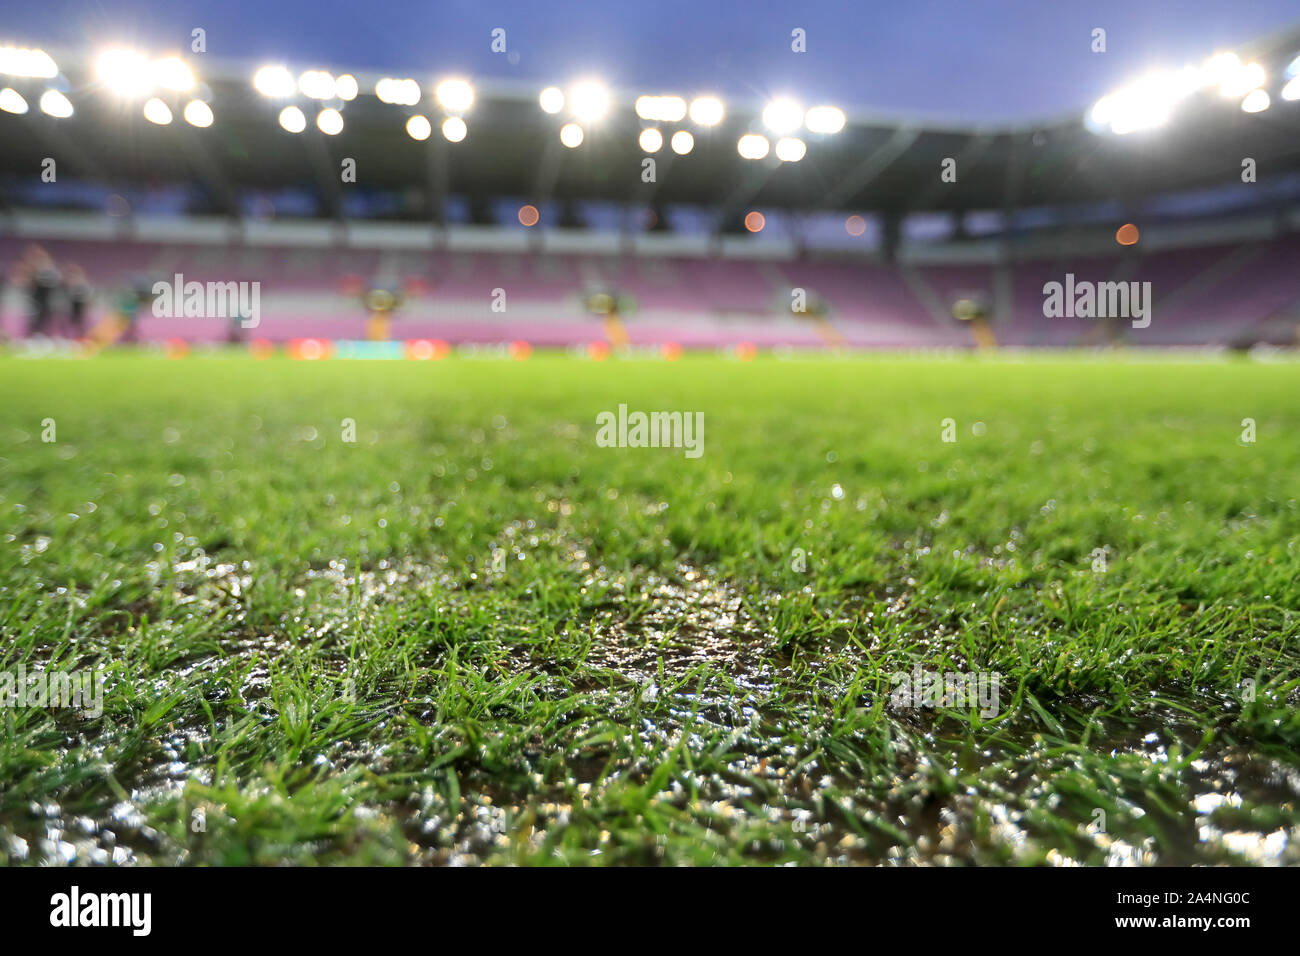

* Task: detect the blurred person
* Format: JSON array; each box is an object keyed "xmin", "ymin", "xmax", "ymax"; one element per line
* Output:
[
  {"xmin": 62, "ymin": 264, "xmax": 93, "ymax": 339},
  {"xmin": 17, "ymin": 245, "xmax": 61, "ymax": 337}
]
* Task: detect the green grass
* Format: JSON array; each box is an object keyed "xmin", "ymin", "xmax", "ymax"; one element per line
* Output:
[{"xmin": 1, "ymin": 351, "xmax": 1298, "ymax": 866}]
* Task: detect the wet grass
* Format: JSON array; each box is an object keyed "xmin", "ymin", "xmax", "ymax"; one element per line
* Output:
[{"xmin": 1, "ymin": 350, "xmax": 1299, "ymax": 865}]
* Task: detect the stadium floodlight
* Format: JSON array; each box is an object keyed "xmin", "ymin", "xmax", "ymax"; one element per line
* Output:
[
  {"xmin": 670, "ymin": 130, "xmax": 694, "ymax": 155},
  {"xmin": 1218, "ymin": 61, "xmax": 1265, "ymax": 98},
  {"xmin": 39, "ymin": 89, "xmax": 73, "ymax": 118},
  {"xmin": 298, "ymin": 70, "xmax": 337, "ymax": 100},
  {"xmin": 635, "ymin": 95, "xmax": 686, "ymax": 122},
  {"xmin": 335, "ymin": 74, "xmax": 358, "ymax": 101},
  {"xmin": 406, "ymin": 115, "xmax": 432, "ymax": 140},
  {"xmin": 278, "ymin": 105, "xmax": 306, "ymax": 132},
  {"xmin": 254, "ymin": 65, "xmax": 296, "ymax": 98},
  {"xmin": 0, "ymin": 87, "xmax": 28, "ymax": 114},
  {"xmin": 143, "ymin": 97, "xmax": 172, "ymax": 125},
  {"xmin": 737, "ymin": 133, "xmax": 770, "ymax": 159},
  {"xmin": 560, "ymin": 122, "xmax": 584, "ymax": 147},
  {"xmin": 569, "ymin": 80, "xmax": 609, "ymax": 122},
  {"xmin": 435, "ymin": 78, "xmax": 474, "ymax": 113},
  {"xmin": 639, "ymin": 128, "xmax": 663, "ymax": 152},
  {"xmin": 151, "ymin": 56, "xmax": 194, "ymax": 92},
  {"xmin": 805, "ymin": 105, "xmax": 846, "ymax": 134},
  {"xmin": 775, "ymin": 136, "xmax": 806, "ymax": 162},
  {"xmin": 1200, "ymin": 52, "xmax": 1241, "ymax": 87},
  {"xmin": 1283, "ymin": 75, "xmax": 1300, "ymax": 102},
  {"xmin": 184, "ymin": 99, "xmax": 214, "ymax": 127},
  {"xmin": 0, "ymin": 46, "xmax": 58, "ymax": 79},
  {"xmin": 96, "ymin": 48, "xmax": 153, "ymax": 99},
  {"xmin": 761, "ymin": 97, "xmax": 803, "ymax": 134},
  {"xmin": 316, "ymin": 107, "xmax": 344, "ymax": 135},
  {"xmin": 539, "ymin": 86, "xmax": 565, "ymax": 114},
  {"xmin": 1240, "ymin": 89, "xmax": 1270, "ymax": 113},
  {"xmin": 688, "ymin": 95, "xmax": 724, "ymax": 126},
  {"xmin": 441, "ymin": 116, "xmax": 467, "ymax": 142},
  {"xmin": 375, "ymin": 77, "xmax": 420, "ymax": 106}
]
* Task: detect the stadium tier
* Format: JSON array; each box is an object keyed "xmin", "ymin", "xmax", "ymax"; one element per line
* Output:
[{"xmin": 4, "ymin": 231, "xmax": 1299, "ymax": 348}]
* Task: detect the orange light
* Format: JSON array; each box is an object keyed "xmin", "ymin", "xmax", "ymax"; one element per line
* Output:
[
  {"xmin": 735, "ymin": 341, "xmax": 757, "ymax": 361},
  {"xmin": 249, "ymin": 338, "xmax": 274, "ymax": 359},
  {"xmin": 660, "ymin": 341, "xmax": 683, "ymax": 361},
  {"xmin": 587, "ymin": 340, "xmax": 610, "ymax": 360},
  {"xmin": 164, "ymin": 338, "xmax": 189, "ymax": 359},
  {"xmin": 518, "ymin": 204, "xmax": 540, "ymax": 227},
  {"xmin": 845, "ymin": 215, "xmax": 866, "ymax": 237},
  {"xmin": 744, "ymin": 211, "xmax": 765, "ymax": 233},
  {"xmin": 509, "ymin": 340, "xmax": 532, "ymax": 360},
  {"xmin": 406, "ymin": 338, "xmax": 449, "ymax": 360},
  {"xmin": 1116, "ymin": 223, "xmax": 1140, "ymax": 246},
  {"xmin": 290, "ymin": 337, "xmax": 332, "ymax": 360}
]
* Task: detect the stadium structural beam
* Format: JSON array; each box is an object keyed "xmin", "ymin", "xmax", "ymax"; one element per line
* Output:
[
  {"xmin": 426, "ymin": 139, "xmax": 449, "ymax": 229},
  {"xmin": 531, "ymin": 138, "xmax": 566, "ymax": 213},
  {"xmin": 821, "ymin": 126, "xmax": 920, "ymax": 209},
  {"xmin": 176, "ymin": 130, "xmax": 240, "ymax": 219},
  {"xmin": 305, "ymin": 136, "xmax": 343, "ymax": 221}
]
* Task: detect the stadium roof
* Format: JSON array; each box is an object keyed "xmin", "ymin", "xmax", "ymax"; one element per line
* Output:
[{"xmin": 2, "ymin": 27, "xmax": 1299, "ymax": 221}]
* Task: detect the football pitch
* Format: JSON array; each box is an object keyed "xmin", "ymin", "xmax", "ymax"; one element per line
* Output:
[{"xmin": 1, "ymin": 352, "xmax": 1298, "ymax": 866}]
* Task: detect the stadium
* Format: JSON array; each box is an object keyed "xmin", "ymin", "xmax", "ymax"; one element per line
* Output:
[{"xmin": 1, "ymin": 0, "xmax": 1300, "ymax": 898}]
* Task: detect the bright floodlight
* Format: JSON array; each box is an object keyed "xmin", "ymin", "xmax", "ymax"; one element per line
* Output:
[
  {"xmin": 1283, "ymin": 76, "xmax": 1300, "ymax": 102},
  {"xmin": 1219, "ymin": 62, "xmax": 1265, "ymax": 98},
  {"xmin": 635, "ymin": 95, "xmax": 686, "ymax": 122},
  {"xmin": 184, "ymin": 99, "xmax": 214, "ymax": 128},
  {"xmin": 670, "ymin": 130, "xmax": 694, "ymax": 155},
  {"xmin": 1200, "ymin": 52, "xmax": 1241, "ymax": 87},
  {"xmin": 254, "ymin": 65, "xmax": 295, "ymax": 98},
  {"xmin": 738, "ymin": 133, "xmax": 770, "ymax": 159},
  {"xmin": 39, "ymin": 89, "xmax": 73, "ymax": 118},
  {"xmin": 435, "ymin": 78, "xmax": 474, "ymax": 113},
  {"xmin": 688, "ymin": 96, "xmax": 724, "ymax": 126},
  {"xmin": 143, "ymin": 97, "xmax": 172, "ymax": 125},
  {"xmin": 1240, "ymin": 89, "xmax": 1270, "ymax": 113},
  {"xmin": 335, "ymin": 74, "xmax": 358, "ymax": 101},
  {"xmin": 761, "ymin": 97, "xmax": 803, "ymax": 134},
  {"xmin": 152, "ymin": 57, "xmax": 194, "ymax": 92},
  {"xmin": 375, "ymin": 77, "xmax": 420, "ymax": 106},
  {"xmin": 775, "ymin": 136, "xmax": 806, "ymax": 162},
  {"xmin": 638, "ymin": 128, "xmax": 663, "ymax": 152},
  {"xmin": 441, "ymin": 116, "xmax": 467, "ymax": 142},
  {"xmin": 96, "ymin": 49, "xmax": 152, "ymax": 99},
  {"xmin": 570, "ymin": 81, "xmax": 609, "ymax": 122},
  {"xmin": 316, "ymin": 107, "xmax": 343, "ymax": 135},
  {"xmin": 406, "ymin": 115, "xmax": 432, "ymax": 140},
  {"xmin": 560, "ymin": 122, "xmax": 584, "ymax": 147},
  {"xmin": 805, "ymin": 105, "xmax": 845, "ymax": 134},
  {"xmin": 0, "ymin": 88, "xmax": 28, "ymax": 114},
  {"xmin": 278, "ymin": 105, "xmax": 306, "ymax": 133},
  {"xmin": 0, "ymin": 46, "xmax": 58, "ymax": 79},
  {"xmin": 539, "ymin": 86, "xmax": 565, "ymax": 114},
  {"xmin": 298, "ymin": 70, "xmax": 336, "ymax": 100}
]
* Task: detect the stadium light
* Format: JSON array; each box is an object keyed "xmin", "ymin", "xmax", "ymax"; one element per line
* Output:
[
  {"xmin": 335, "ymin": 74, "xmax": 358, "ymax": 101},
  {"xmin": 0, "ymin": 46, "xmax": 58, "ymax": 79},
  {"xmin": 688, "ymin": 95, "xmax": 724, "ymax": 126},
  {"xmin": 635, "ymin": 95, "xmax": 686, "ymax": 122},
  {"xmin": 569, "ymin": 80, "xmax": 609, "ymax": 122},
  {"xmin": 96, "ymin": 49, "xmax": 153, "ymax": 99},
  {"xmin": 560, "ymin": 122, "xmax": 584, "ymax": 147},
  {"xmin": 183, "ymin": 99, "xmax": 214, "ymax": 127},
  {"xmin": 639, "ymin": 128, "xmax": 663, "ymax": 152},
  {"xmin": 278, "ymin": 105, "xmax": 306, "ymax": 133},
  {"xmin": 0, "ymin": 88, "xmax": 28, "ymax": 114},
  {"xmin": 441, "ymin": 116, "xmax": 467, "ymax": 142},
  {"xmin": 254, "ymin": 65, "xmax": 296, "ymax": 98},
  {"xmin": 539, "ymin": 86, "xmax": 565, "ymax": 114},
  {"xmin": 143, "ymin": 97, "xmax": 172, "ymax": 125},
  {"xmin": 761, "ymin": 97, "xmax": 803, "ymax": 134},
  {"xmin": 737, "ymin": 133, "xmax": 770, "ymax": 159},
  {"xmin": 375, "ymin": 77, "xmax": 420, "ymax": 106},
  {"xmin": 39, "ymin": 89, "xmax": 73, "ymax": 118},
  {"xmin": 406, "ymin": 115, "xmax": 432, "ymax": 140},
  {"xmin": 435, "ymin": 78, "xmax": 474, "ymax": 113},
  {"xmin": 775, "ymin": 136, "xmax": 806, "ymax": 162},
  {"xmin": 1282, "ymin": 75, "xmax": 1300, "ymax": 102},
  {"xmin": 1241, "ymin": 89, "xmax": 1270, "ymax": 113},
  {"xmin": 152, "ymin": 56, "xmax": 195, "ymax": 93},
  {"xmin": 1218, "ymin": 61, "xmax": 1265, "ymax": 98},
  {"xmin": 316, "ymin": 107, "xmax": 343, "ymax": 135},
  {"xmin": 670, "ymin": 130, "xmax": 694, "ymax": 155},
  {"xmin": 805, "ymin": 105, "xmax": 846, "ymax": 134},
  {"xmin": 298, "ymin": 70, "xmax": 336, "ymax": 100}
]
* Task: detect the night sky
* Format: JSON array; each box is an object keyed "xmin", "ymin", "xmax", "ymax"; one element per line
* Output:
[{"xmin": 6, "ymin": 0, "xmax": 1299, "ymax": 121}]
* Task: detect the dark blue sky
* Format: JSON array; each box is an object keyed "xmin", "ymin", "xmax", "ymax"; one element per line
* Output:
[{"xmin": 8, "ymin": 0, "xmax": 1299, "ymax": 120}]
